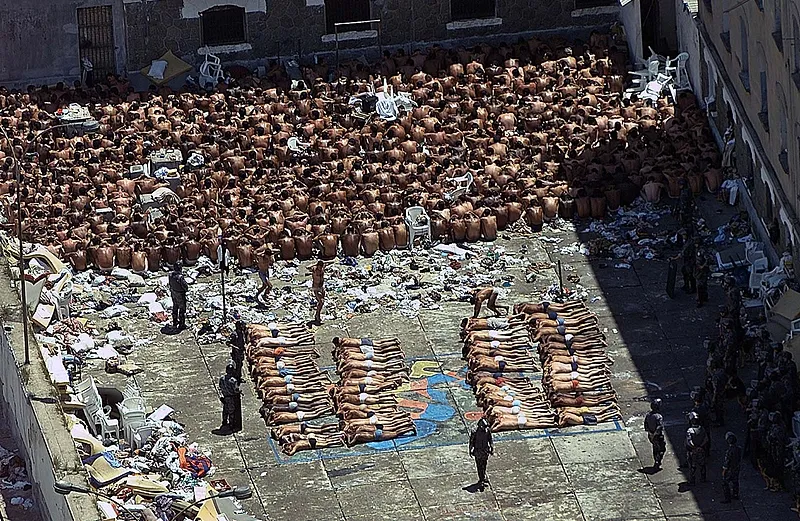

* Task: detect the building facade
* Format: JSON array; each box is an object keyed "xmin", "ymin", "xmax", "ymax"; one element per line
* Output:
[
  {"xmin": 676, "ymin": 0, "xmax": 800, "ymax": 261},
  {"xmin": 0, "ymin": 0, "xmax": 620, "ymax": 88}
]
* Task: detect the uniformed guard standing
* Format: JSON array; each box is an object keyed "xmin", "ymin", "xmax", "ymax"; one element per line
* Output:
[
  {"xmin": 670, "ymin": 238, "xmax": 697, "ymax": 294},
  {"xmin": 219, "ymin": 363, "xmax": 242, "ymax": 434},
  {"xmin": 469, "ymin": 418, "xmax": 494, "ymax": 490},
  {"xmin": 168, "ymin": 262, "xmax": 189, "ymax": 331},
  {"xmin": 227, "ymin": 320, "xmax": 246, "ymax": 383},
  {"xmin": 691, "ymin": 390, "xmax": 712, "ymax": 456},
  {"xmin": 721, "ymin": 432, "xmax": 742, "ymax": 503},
  {"xmin": 644, "ymin": 399, "xmax": 666, "ymax": 469},
  {"xmin": 686, "ymin": 412, "xmax": 709, "ymax": 485},
  {"xmin": 694, "ymin": 248, "xmax": 710, "ymax": 307}
]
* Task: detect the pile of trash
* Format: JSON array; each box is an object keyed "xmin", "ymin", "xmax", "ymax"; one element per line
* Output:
[
  {"xmin": 0, "ymin": 443, "xmax": 34, "ymax": 512},
  {"xmin": 580, "ymin": 200, "xmax": 674, "ymax": 263},
  {"xmin": 68, "ymin": 411, "xmax": 259, "ymax": 520}
]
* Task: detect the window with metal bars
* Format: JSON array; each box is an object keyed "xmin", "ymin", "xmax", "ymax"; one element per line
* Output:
[
  {"xmin": 201, "ymin": 6, "xmax": 247, "ymax": 46},
  {"xmin": 325, "ymin": 0, "xmax": 371, "ymax": 34},
  {"xmin": 451, "ymin": 0, "xmax": 496, "ymax": 20}
]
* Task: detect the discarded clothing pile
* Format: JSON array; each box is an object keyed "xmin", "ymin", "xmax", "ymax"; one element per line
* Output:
[
  {"xmin": 330, "ymin": 337, "xmax": 416, "ymax": 446},
  {"xmin": 460, "ymin": 315, "xmax": 556, "ymax": 431},
  {"xmin": 246, "ymin": 322, "xmax": 335, "ymax": 431},
  {"xmin": 517, "ymin": 301, "xmax": 621, "ymax": 427}
]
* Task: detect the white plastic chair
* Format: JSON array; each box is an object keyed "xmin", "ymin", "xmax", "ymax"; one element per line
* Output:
[
  {"xmin": 97, "ymin": 406, "xmax": 120, "ymax": 442},
  {"xmin": 745, "ymin": 241, "xmax": 766, "ymax": 264},
  {"xmin": 121, "ymin": 410, "xmax": 147, "ymax": 446},
  {"xmin": 789, "ymin": 317, "xmax": 800, "ymax": 339},
  {"xmin": 122, "ymin": 379, "xmax": 143, "ymax": 401},
  {"xmin": 447, "ymin": 172, "xmax": 474, "ymax": 200},
  {"xmin": 665, "ymin": 52, "xmax": 690, "ymax": 89},
  {"xmin": 77, "ymin": 377, "xmax": 103, "ymax": 435},
  {"xmin": 629, "ymin": 58, "xmax": 660, "ymax": 83},
  {"xmin": 405, "ymin": 206, "xmax": 431, "ymax": 249},
  {"xmin": 639, "ymin": 73, "xmax": 673, "ymax": 105},
  {"xmin": 198, "ymin": 50, "xmax": 224, "ymax": 89},
  {"xmin": 749, "ymin": 257, "xmax": 769, "ymax": 292}
]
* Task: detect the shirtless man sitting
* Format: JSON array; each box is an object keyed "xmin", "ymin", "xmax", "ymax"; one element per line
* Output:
[{"xmin": 472, "ymin": 286, "xmax": 509, "ymax": 318}]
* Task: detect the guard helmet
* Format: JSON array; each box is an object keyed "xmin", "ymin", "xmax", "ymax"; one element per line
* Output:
[
  {"xmin": 650, "ymin": 398, "xmax": 662, "ymax": 412},
  {"xmin": 725, "ymin": 432, "xmax": 737, "ymax": 444},
  {"xmin": 687, "ymin": 411, "xmax": 700, "ymax": 426}
]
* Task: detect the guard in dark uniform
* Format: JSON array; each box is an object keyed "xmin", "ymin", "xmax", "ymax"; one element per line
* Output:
[
  {"xmin": 671, "ymin": 238, "xmax": 697, "ymax": 294},
  {"xmin": 710, "ymin": 361, "xmax": 729, "ymax": 425},
  {"xmin": 694, "ymin": 248, "xmax": 710, "ymax": 307},
  {"xmin": 686, "ymin": 412, "xmax": 709, "ymax": 485},
  {"xmin": 469, "ymin": 418, "xmax": 494, "ymax": 490},
  {"xmin": 227, "ymin": 320, "xmax": 246, "ymax": 383},
  {"xmin": 691, "ymin": 390, "xmax": 712, "ymax": 456},
  {"xmin": 678, "ymin": 179, "xmax": 695, "ymax": 237},
  {"xmin": 168, "ymin": 262, "xmax": 189, "ymax": 330},
  {"xmin": 219, "ymin": 363, "xmax": 242, "ymax": 434},
  {"xmin": 721, "ymin": 432, "xmax": 741, "ymax": 503},
  {"xmin": 644, "ymin": 399, "xmax": 666, "ymax": 468}
]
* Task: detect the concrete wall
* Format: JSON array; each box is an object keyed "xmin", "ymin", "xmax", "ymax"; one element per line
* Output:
[
  {"xmin": 619, "ymin": 0, "xmax": 643, "ymax": 63},
  {"xmin": 0, "ymin": 266, "xmax": 100, "ymax": 521},
  {"xmin": 123, "ymin": 0, "xmax": 619, "ymax": 71},
  {"xmin": 0, "ymin": 0, "xmax": 127, "ymax": 88},
  {"xmin": 698, "ymin": 0, "xmax": 800, "ymax": 258},
  {"xmin": 674, "ymin": 0, "xmax": 700, "ymax": 92}
]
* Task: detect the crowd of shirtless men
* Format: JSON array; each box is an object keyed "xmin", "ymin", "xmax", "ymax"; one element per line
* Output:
[
  {"xmin": 462, "ymin": 293, "xmax": 619, "ymax": 431},
  {"xmin": 245, "ymin": 321, "xmax": 414, "ymax": 455},
  {"xmin": 0, "ymin": 32, "xmax": 723, "ymax": 274}
]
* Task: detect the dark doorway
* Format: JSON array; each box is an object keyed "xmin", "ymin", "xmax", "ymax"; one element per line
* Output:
[
  {"xmin": 325, "ymin": 0, "xmax": 371, "ymax": 34},
  {"xmin": 77, "ymin": 6, "xmax": 116, "ymax": 78},
  {"xmin": 640, "ymin": 0, "xmax": 661, "ymax": 55}
]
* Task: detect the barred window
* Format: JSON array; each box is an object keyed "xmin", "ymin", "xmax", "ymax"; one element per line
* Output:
[
  {"xmin": 451, "ymin": 0, "xmax": 496, "ymax": 20},
  {"xmin": 201, "ymin": 6, "xmax": 246, "ymax": 47},
  {"xmin": 325, "ymin": 0, "xmax": 371, "ymax": 34}
]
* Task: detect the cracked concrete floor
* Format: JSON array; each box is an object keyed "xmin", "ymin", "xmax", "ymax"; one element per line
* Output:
[{"xmin": 81, "ymin": 195, "xmax": 797, "ymax": 521}]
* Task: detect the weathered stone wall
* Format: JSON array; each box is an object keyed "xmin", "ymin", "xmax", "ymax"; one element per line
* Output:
[
  {"xmin": 0, "ymin": 263, "xmax": 100, "ymax": 521},
  {"xmin": 124, "ymin": 0, "xmax": 618, "ymax": 71},
  {"xmin": 0, "ymin": 0, "xmax": 127, "ymax": 88}
]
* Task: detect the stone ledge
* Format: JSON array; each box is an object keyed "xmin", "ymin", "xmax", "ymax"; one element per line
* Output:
[
  {"xmin": 197, "ymin": 43, "xmax": 252, "ymax": 55},
  {"xmin": 181, "ymin": 0, "xmax": 266, "ymax": 19},
  {"xmin": 571, "ymin": 5, "xmax": 619, "ymax": 17},
  {"xmin": 446, "ymin": 17, "xmax": 503, "ymax": 30},
  {"xmin": 306, "ymin": 0, "xmax": 324, "ymax": 5},
  {"xmin": 321, "ymin": 30, "xmax": 378, "ymax": 43}
]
